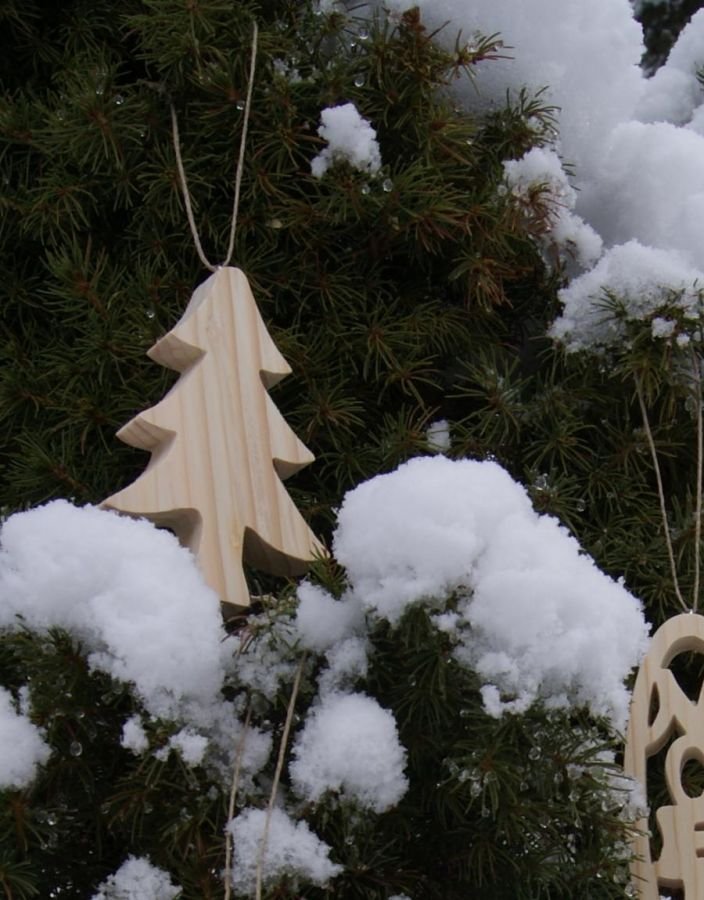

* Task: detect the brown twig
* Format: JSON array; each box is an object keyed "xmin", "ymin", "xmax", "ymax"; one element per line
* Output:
[
  {"xmin": 635, "ymin": 373, "xmax": 688, "ymax": 612},
  {"xmin": 255, "ymin": 656, "xmax": 307, "ymax": 900}
]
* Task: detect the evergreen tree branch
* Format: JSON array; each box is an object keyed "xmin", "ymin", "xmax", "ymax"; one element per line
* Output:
[{"xmin": 635, "ymin": 372, "xmax": 688, "ymax": 613}]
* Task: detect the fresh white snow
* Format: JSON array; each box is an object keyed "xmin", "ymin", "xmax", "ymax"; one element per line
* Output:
[
  {"xmin": 311, "ymin": 102, "xmax": 382, "ymax": 178},
  {"xmin": 90, "ymin": 856, "xmax": 181, "ymax": 900},
  {"xmin": 0, "ymin": 501, "xmax": 228, "ymax": 722},
  {"xmin": 426, "ymin": 419, "xmax": 452, "ymax": 453},
  {"xmin": 120, "ymin": 715, "xmax": 149, "ymax": 755},
  {"xmin": 503, "ymin": 146, "xmax": 603, "ymax": 269},
  {"xmin": 228, "ymin": 807, "xmax": 341, "ymax": 896},
  {"xmin": 0, "ymin": 686, "xmax": 50, "ymax": 790},
  {"xmin": 378, "ymin": 0, "xmax": 704, "ymax": 348},
  {"xmin": 0, "ymin": 501, "xmax": 270, "ymax": 784},
  {"xmin": 549, "ymin": 239, "xmax": 704, "ymax": 352},
  {"xmin": 333, "ymin": 456, "xmax": 649, "ymax": 729},
  {"xmin": 290, "ymin": 691, "xmax": 408, "ymax": 812}
]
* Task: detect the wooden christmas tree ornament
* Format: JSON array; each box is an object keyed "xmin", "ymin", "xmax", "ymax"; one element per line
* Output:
[
  {"xmin": 103, "ymin": 266, "xmax": 322, "ymax": 608},
  {"xmin": 625, "ymin": 612, "xmax": 704, "ymax": 899}
]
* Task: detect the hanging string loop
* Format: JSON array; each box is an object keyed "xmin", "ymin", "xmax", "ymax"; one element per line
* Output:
[{"xmin": 170, "ymin": 20, "xmax": 259, "ymax": 272}]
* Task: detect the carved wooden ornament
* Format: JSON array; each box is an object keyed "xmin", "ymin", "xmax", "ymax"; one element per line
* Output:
[
  {"xmin": 624, "ymin": 613, "xmax": 704, "ymax": 899},
  {"xmin": 103, "ymin": 267, "xmax": 322, "ymax": 608}
]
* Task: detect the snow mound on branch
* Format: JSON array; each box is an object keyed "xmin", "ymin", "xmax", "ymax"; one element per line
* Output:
[
  {"xmin": 584, "ymin": 120, "xmax": 704, "ymax": 264},
  {"xmin": 121, "ymin": 715, "xmax": 149, "ymax": 755},
  {"xmin": 228, "ymin": 807, "xmax": 341, "ymax": 897},
  {"xmin": 311, "ymin": 102, "xmax": 382, "ymax": 177},
  {"xmin": 295, "ymin": 585, "xmax": 369, "ymax": 693},
  {"xmin": 503, "ymin": 147, "xmax": 602, "ymax": 268},
  {"xmin": 637, "ymin": 10, "xmax": 704, "ymax": 125},
  {"xmin": 333, "ymin": 456, "xmax": 649, "ymax": 729},
  {"xmin": 550, "ymin": 240, "xmax": 704, "ymax": 351},
  {"xmin": 0, "ymin": 687, "xmax": 51, "ymax": 789},
  {"xmin": 379, "ymin": 1, "xmax": 704, "ymax": 337},
  {"xmin": 295, "ymin": 582, "xmax": 364, "ymax": 652},
  {"xmin": 290, "ymin": 692, "xmax": 408, "ymax": 812},
  {"xmin": 0, "ymin": 502, "xmax": 271, "ymax": 785},
  {"xmin": 0, "ymin": 501, "xmax": 228, "ymax": 721},
  {"xmin": 91, "ymin": 856, "xmax": 180, "ymax": 900},
  {"xmin": 385, "ymin": 0, "xmax": 644, "ymax": 178}
]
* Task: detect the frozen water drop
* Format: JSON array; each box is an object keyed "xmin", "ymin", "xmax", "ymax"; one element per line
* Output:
[
  {"xmin": 70, "ymin": 741, "xmax": 83, "ymax": 757},
  {"xmin": 382, "ymin": 178, "xmax": 393, "ymax": 192},
  {"xmin": 354, "ymin": 74, "xmax": 365, "ymax": 88}
]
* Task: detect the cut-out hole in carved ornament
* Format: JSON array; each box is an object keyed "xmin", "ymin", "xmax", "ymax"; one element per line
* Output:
[
  {"xmin": 647, "ymin": 727, "xmax": 683, "ymax": 862},
  {"xmin": 682, "ymin": 757, "xmax": 704, "ymax": 799},
  {"xmin": 669, "ymin": 650, "xmax": 704, "ymax": 703},
  {"xmin": 649, "ymin": 681, "xmax": 660, "ymax": 726}
]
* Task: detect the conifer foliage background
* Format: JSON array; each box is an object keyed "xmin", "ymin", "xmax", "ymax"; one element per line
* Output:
[{"xmin": 0, "ymin": 1, "xmax": 701, "ymax": 898}]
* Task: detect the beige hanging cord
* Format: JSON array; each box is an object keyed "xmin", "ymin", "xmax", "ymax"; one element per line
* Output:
[
  {"xmin": 223, "ymin": 703, "xmax": 252, "ymax": 900},
  {"xmin": 254, "ymin": 655, "xmax": 307, "ymax": 900},
  {"xmin": 170, "ymin": 19, "xmax": 259, "ymax": 272},
  {"xmin": 635, "ymin": 374, "xmax": 689, "ymax": 613},
  {"xmin": 693, "ymin": 349, "xmax": 703, "ymax": 611}
]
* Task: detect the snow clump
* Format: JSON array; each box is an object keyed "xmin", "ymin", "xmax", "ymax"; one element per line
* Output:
[
  {"xmin": 290, "ymin": 691, "xmax": 408, "ymax": 812},
  {"xmin": 311, "ymin": 102, "xmax": 382, "ymax": 178},
  {"xmin": 161, "ymin": 728, "xmax": 209, "ymax": 767},
  {"xmin": 503, "ymin": 147, "xmax": 602, "ymax": 268},
  {"xmin": 333, "ymin": 456, "xmax": 649, "ymax": 729},
  {"xmin": 0, "ymin": 501, "xmax": 228, "ymax": 721},
  {"xmin": 549, "ymin": 240, "xmax": 704, "ymax": 352},
  {"xmin": 295, "ymin": 584, "xmax": 369, "ymax": 694},
  {"xmin": 0, "ymin": 687, "xmax": 51, "ymax": 789},
  {"xmin": 228, "ymin": 807, "xmax": 342, "ymax": 897},
  {"xmin": 90, "ymin": 856, "xmax": 180, "ymax": 900},
  {"xmin": 295, "ymin": 582, "xmax": 365, "ymax": 652},
  {"xmin": 0, "ymin": 501, "xmax": 270, "ymax": 785},
  {"xmin": 426, "ymin": 419, "xmax": 451, "ymax": 453},
  {"xmin": 121, "ymin": 715, "xmax": 149, "ymax": 755}
]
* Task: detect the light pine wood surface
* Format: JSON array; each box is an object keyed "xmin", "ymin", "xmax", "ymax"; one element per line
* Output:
[
  {"xmin": 624, "ymin": 613, "xmax": 704, "ymax": 899},
  {"xmin": 103, "ymin": 267, "xmax": 323, "ymax": 607}
]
